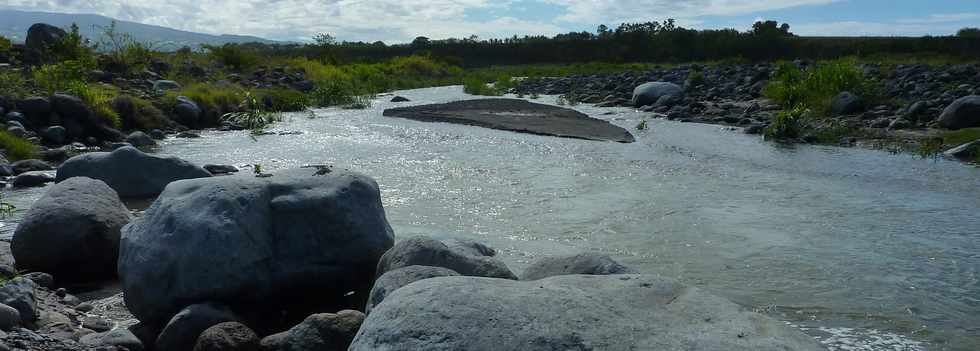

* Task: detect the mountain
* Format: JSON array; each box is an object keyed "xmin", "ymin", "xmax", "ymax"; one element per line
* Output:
[{"xmin": 0, "ymin": 9, "xmax": 282, "ymax": 49}]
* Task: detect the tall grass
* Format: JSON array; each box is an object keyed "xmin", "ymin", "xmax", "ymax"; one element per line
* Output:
[
  {"xmin": 32, "ymin": 60, "xmax": 90, "ymax": 95},
  {"xmin": 0, "ymin": 131, "xmax": 38, "ymax": 161},
  {"xmin": 66, "ymin": 82, "xmax": 121, "ymax": 128},
  {"xmin": 763, "ymin": 59, "xmax": 877, "ymax": 116},
  {"xmin": 764, "ymin": 105, "xmax": 812, "ymax": 140},
  {"xmin": 112, "ymin": 95, "xmax": 168, "ymax": 130},
  {"xmin": 221, "ymin": 91, "xmax": 282, "ymax": 132},
  {"xmin": 0, "ymin": 70, "xmax": 30, "ymax": 99}
]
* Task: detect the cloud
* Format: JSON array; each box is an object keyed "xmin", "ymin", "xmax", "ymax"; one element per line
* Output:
[
  {"xmin": 791, "ymin": 21, "xmax": 966, "ymax": 37},
  {"xmin": 539, "ymin": 0, "xmax": 839, "ymax": 24},
  {"xmin": 896, "ymin": 13, "xmax": 980, "ymax": 24}
]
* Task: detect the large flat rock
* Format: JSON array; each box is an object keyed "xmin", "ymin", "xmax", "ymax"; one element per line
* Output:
[{"xmin": 383, "ymin": 99, "xmax": 635, "ymax": 143}]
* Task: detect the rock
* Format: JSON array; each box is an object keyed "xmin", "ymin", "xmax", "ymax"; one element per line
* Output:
[
  {"xmin": 888, "ymin": 118, "xmax": 911, "ymax": 130},
  {"xmin": 74, "ymin": 303, "xmax": 94, "ymax": 313},
  {"xmin": 39, "ymin": 146, "xmax": 70, "ymax": 163},
  {"xmin": 152, "ymin": 80, "xmax": 182, "ymax": 92},
  {"xmin": 80, "ymin": 328, "xmax": 144, "ymax": 351},
  {"xmin": 24, "ymin": 24, "xmax": 66, "ymax": 64},
  {"xmin": 118, "ymin": 168, "xmax": 394, "ymax": 327},
  {"xmin": 351, "ymin": 275, "xmax": 825, "ymax": 351},
  {"xmin": 366, "ymin": 266, "xmax": 458, "ymax": 314},
  {"xmin": 177, "ymin": 131, "xmax": 202, "ymax": 138},
  {"xmin": 55, "ymin": 146, "xmax": 212, "ymax": 198},
  {"xmin": 156, "ymin": 303, "xmax": 240, "ymax": 351},
  {"xmin": 260, "ymin": 310, "xmax": 364, "ymax": 351},
  {"xmin": 376, "ymin": 236, "xmax": 517, "ymax": 279},
  {"xmin": 943, "ymin": 140, "xmax": 980, "ymax": 161},
  {"xmin": 937, "ymin": 95, "xmax": 980, "ymax": 130},
  {"xmin": 203, "ymin": 164, "xmax": 239, "ymax": 175},
  {"xmin": 904, "ymin": 101, "xmax": 928, "ymax": 121},
  {"xmin": 4, "ymin": 112, "xmax": 26, "ymax": 125},
  {"xmin": 631, "ymin": 82, "xmax": 684, "ymax": 107},
  {"xmin": 15, "ymin": 97, "xmax": 51, "ymax": 126},
  {"xmin": 21, "ymin": 272, "xmax": 53, "ymax": 288},
  {"xmin": 0, "ymin": 304, "xmax": 20, "ymax": 331},
  {"xmin": 831, "ymin": 91, "xmax": 864, "ymax": 115},
  {"xmin": 149, "ymin": 129, "xmax": 166, "ymax": 140},
  {"xmin": 520, "ymin": 252, "xmax": 636, "ymax": 280},
  {"xmin": 125, "ymin": 131, "xmax": 156, "ymax": 147},
  {"xmin": 11, "ymin": 177, "xmax": 132, "ymax": 279},
  {"xmin": 50, "ymin": 93, "xmax": 104, "ymax": 139},
  {"xmin": 40, "ymin": 126, "xmax": 67, "ymax": 145},
  {"xmin": 174, "ymin": 97, "xmax": 202, "ymax": 128},
  {"xmin": 193, "ymin": 322, "xmax": 259, "ymax": 351},
  {"xmin": 390, "ymin": 96, "xmax": 410, "ymax": 102},
  {"xmin": 81, "ymin": 316, "xmax": 112, "ymax": 332},
  {"xmin": 6, "ymin": 126, "xmax": 26, "ymax": 138},
  {"xmin": 10, "ymin": 159, "xmax": 52, "ymax": 175},
  {"xmin": 0, "ymin": 277, "xmax": 37, "ymax": 325},
  {"xmin": 11, "ymin": 171, "xmax": 54, "ymax": 188}
]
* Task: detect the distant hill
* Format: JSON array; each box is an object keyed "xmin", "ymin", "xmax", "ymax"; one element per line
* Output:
[{"xmin": 0, "ymin": 9, "xmax": 282, "ymax": 50}]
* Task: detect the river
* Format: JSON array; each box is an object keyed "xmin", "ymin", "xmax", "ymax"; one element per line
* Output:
[{"xmin": 3, "ymin": 86, "xmax": 979, "ymax": 350}]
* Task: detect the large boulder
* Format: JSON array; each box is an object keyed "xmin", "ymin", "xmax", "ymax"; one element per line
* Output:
[
  {"xmin": 11, "ymin": 177, "xmax": 132, "ymax": 279},
  {"xmin": 376, "ymin": 236, "xmax": 517, "ymax": 279},
  {"xmin": 11, "ymin": 159, "xmax": 52, "ymax": 175},
  {"xmin": 24, "ymin": 23, "xmax": 66, "ymax": 64},
  {"xmin": 125, "ymin": 131, "xmax": 157, "ymax": 147},
  {"xmin": 260, "ymin": 310, "xmax": 364, "ymax": 351},
  {"xmin": 156, "ymin": 303, "xmax": 240, "ymax": 351},
  {"xmin": 194, "ymin": 322, "xmax": 259, "ymax": 351},
  {"xmin": 55, "ymin": 146, "xmax": 211, "ymax": 198},
  {"xmin": 937, "ymin": 95, "xmax": 980, "ymax": 130},
  {"xmin": 351, "ymin": 275, "xmax": 825, "ymax": 351},
  {"xmin": 118, "ymin": 168, "xmax": 395, "ymax": 327},
  {"xmin": 631, "ymin": 82, "xmax": 683, "ymax": 107},
  {"xmin": 366, "ymin": 265, "xmax": 458, "ymax": 314},
  {"xmin": 520, "ymin": 252, "xmax": 636, "ymax": 281},
  {"xmin": 830, "ymin": 91, "xmax": 864, "ymax": 115},
  {"xmin": 15, "ymin": 97, "xmax": 51, "ymax": 127},
  {"xmin": 174, "ymin": 96, "xmax": 202, "ymax": 128}
]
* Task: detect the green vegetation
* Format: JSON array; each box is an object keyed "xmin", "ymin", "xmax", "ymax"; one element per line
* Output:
[
  {"xmin": 0, "ymin": 35, "xmax": 11, "ymax": 59},
  {"xmin": 636, "ymin": 120, "xmax": 648, "ymax": 130},
  {"xmin": 938, "ymin": 128, "xmax": 980, "ymax": 147},
  {"xmin": 95, "ymin": 21, "xmax": 155, "ymax": 74},
  {"xmin": 66, "ymin": 82, "xmax": 121, "ymax": 128},
  {"xmin": 32, "ymin": 60, "xmax": 90, "ymax": 95},
  {"xmin": 254, "ymin": 88, "xmax": 309, "ymax": 112},
  {"xmin": 764, "ymin": 59, "xmax": 877, "ymax": 116},
  {"xmin": 221, "ymin": 91, "xmax": 283, "ymax": 132},
  {"xmin": 164, "ymin": 83, "xmax": 243, "ymax": 126},
  {"xmin": 0, "ymin": 70, "xmax": 30, "ymax": 99},
  {"xmin": 765, "ymin": 105, "xmax": 812, "ymax": 140},
  {"xmin": 0, "ymin": 192, "xmax": 15, "ymax": 219},
  {"xmin": 48, "ymin": 24, "xmax": 95, "ymax": 64},
  {"xmin": 112, "ymin": 95, "xmax": 168, "ymax": 130},
  {"xmin": 206, "ymin": 44, "xmax": 260, "ymax": 72},
  {"xmin": 0, "ymin": 131, "xmax": 38, "ymax": 161}
]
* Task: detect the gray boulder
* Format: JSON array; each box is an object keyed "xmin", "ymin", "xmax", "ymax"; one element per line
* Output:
[
  {"xmin": 6, "ymin": 126, "xmax": 26, "ymax": 138},
  {"xmin": 157, "ymin": 303, "xmax": 239, "ymax": 351},
  {"xmin": 11, "ymin": 171, "xmax": 54, "ymax": 188},
  {"xmin": 149, "ymin": 129, "xmax": 166, "ymax": 140},
  {"xmin": 390, "ymin": 96, "xmax": 410, "ymax": 102},
  {"xmin": 366, "ymin": 265, "xmax": 458, "ymax": 314},
  {"xmin": 0, "ymin": 303, "xmax": 20, "ymax": 331},
  {"xmin": 56, "ymin": 146, "xmax": 211, "ymax": 198},
  {"xmin": 0, "ymin": 277, "xmax": 37, "ymax": 325},
  {"xmin": 118, "ymin": 168, "xmax": 394, "ymax": 326},
  {"xmin": 260, "ymin": 310, "xmax": 364, "ymax": 351},
  {"xmin": 203, "ymin": 164, "xmax": 239, "ymax": 175},
  {"xmin": 125, "ymin": 131, "xmax": 157, "ymax": 147},
  {"xmin": 41, "ymin": 126, "xmax": 67, "ymax": 145},
  {"xmin": 25, "ymin": 23, "xmax": 66, "ymax": 52},
  {"xmin": 938, "ymin": 95, "xmax": 980, "ymax": 130},
  {"xmin": 80, "ymin": 328, "xmax": 144, "ymax": 351},
  {"xmin": 521, "ymin": 252, "xmax": 636, "ymax": 281},
  {"xmin": 351, "ymin": 275, "xmax": 825, "ymax": 351},
  {"xmin": 11, "ymin": 159, "xmax": 52, "ymax": 175},
  {"xmin": 194, "ymin": 322, "xmax": 259, "ymax": 351},
  {"xmin": 831, "ymin": 92, "xmax": 864, "ymax": 115},
  {"xmin": 15, "ymin": 97, "xmax": 51, "ymax": 127},
  {"xmin": 631, "ymin": 82, "xmax": 683, "ymax": 107},
  {"xmin": 943, "ymin": 140, "xmax": 980, "ymax": 161},
  {"xmin": 12, "ymin": 177, "xmax": 131, "ymax": 279},
  {"xmin": 376, "ymin": 236, "xmax": 517, "ymax": 279},
  {"xmin": 174, "ymin": 96, "xmax": 202, "ymax": 128}
]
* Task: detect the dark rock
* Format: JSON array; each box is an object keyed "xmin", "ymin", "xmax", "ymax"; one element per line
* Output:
[
  {"xmin": 22, "ymin": 272, "xmax": 54, "ymax": 288},
  {"xmin": 390, "ymin": 96, "xmax": 410, "ymax": 103},
  {"xmin": 4, "ymin": 112, "xmax": 26, "ymax": 125},
  {"xmin": 943, "ymin": 140, "xmax": 980, "ymax": 161},
  {"xmin": 125, "ymin": 131, "xmax": 157, "ymax": 148},
  {"xmin": 40, "ymin": 126, "xmax": 67, "ymax": 145},
  {"xmin": 79, "ymin": 328, "xmax": 144, "ymax": 351},
  {"xmin": 39, "ymin": 146, "xmax": 70, "ymax": 163},
  {"xmin": 376, "ymin": 236, "xmax": 517, "ymax": 279},
  {"xmin": 16, "ymin": 97, "xmax": 51, "ymax": 126},
  {"xmin": 0, "ymin": 303, "xmax": 20, "ymax": 331},
  {"xmin": 119, "ymin": 168, "xmax": 394, "ymax": 327},
  {"xmin": 81, "ymin": 316, "xmax": 112, "ymax": 332},
  {"xmin": 366, "ymin": 266, "xmax": 458, "ymax": 314},
  {"xmin": 831, "ymin": 92, "xmax": 864, "ymax": 115},
  {"xmin": 937, "ymin": 95, "xmax": 980, "ymax": 130},
  {"xmin": 260, "ymin": 310, "xmax": 364, "ymax": 351},
  {"xmin": 23, "ymin": 24, "xmax": 66, "ymax": 64},
  {"xmin": 55, "ymin": 146, "xmax": 212, "ymax": 198},
  {"xmin": 149, "ymin": 129, "xmax": 166, "ymax": 140},
  {"xmin": 157, "ymin": 303, "xmax": 240, "ymax": 351},
  {"xmin": 12, "ymin": 177, "xmax": 131, "ymax": 279},
  {"xmin": 293, "ymin": 80, "xmax": 315, "ymax": 93},
  {"xmin": 11, "ymin": 171, "xmax": 54, "ymax": 188},
  {"xmin": 631, "ymin": 82, "xmax": 684, "ymax": 107},
  {"xmin": 194, "ymin": 322, "xmax": 259, "ymax": 351},
  {"xmin": 174, "ymin": 97, "xmax": 202, "ymax": 128},
  {"xmin": 350, "ymin": 275, "xmax": 825, "ymax": 351},
  {"xmin": 6, "ymin": 126, "xmax": 27, "ymax": 138},
  {"xmin": 0, "ymin": 277, "xmax": 37, "ymax": 325},
  {"xmin": 203, "ymin": 164, "xmax": 239, "ymax": 175},
  {"xmin": 11, "ymin": 159, "xmax": 52, "ymax": 175},
  {"xmin": 177, "ymin": 131, "xmax": 202, "ymax": 138},
  {"xmin": 520, "ymin": 252, "xmax": 636, "ymax": 280},
  {"xmin": 888, "ymin": 118, "xmax": 911, "ymax": 130}
]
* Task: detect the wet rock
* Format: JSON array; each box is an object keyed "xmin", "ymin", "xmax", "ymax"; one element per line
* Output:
[
  {"xmin": 157, "ymin": 303, "xmax": 240, "ymax": 351},
  {"xmin": 56, "ymin": 146, "xmax": 212, "ymax": 198},
  {"xmin": 831, "ymin": 92, "xmax": 864, "ymax": 115},
  {"xmin": 119, "ymin": 168, "xmax": 394, "ymax": 327},
  {"xmin": 366, "ymin": 265, "xmax": 458, "ymax": 314},
  {"xmin": 80, "ymin": 328, "xmax": 144, "ymax": 351},
  {"xmin": 193, "ymin": 322, "xmax": 259, "ymax": 351},
  {"xmin": 177, "ymin": 131, "xmax": 202, "ymax": 138},
  {"xmin": 943, "ymin": 140, "xmax": 980, "ymax": 161},
  {"xmin": 22, "ymin": 272, "xmax": 53, "ymax": 289},
  {"xmin": 376, "ymin": 236, "xmax": 517, "ymax": 280},
  {"xmin": 203, "ymin": 164, "xmax": 239, "ymax": 175},
  {"xmin": 6, "ymin": 126, "xmax": 27, "ymax": 138},
  {"xmin": 351, "ymin": 275, "xmax": 825, "ymax": 351},
  {"xmin": 40, "ymin": 126, "xmax": 67, "ymax": 145},
  {"xmin": 11, "ymin": 171, "xmax": 54, "ymax": 188},
  {"xmin": 12, "ymin": 177, "xmax": 131, "ymax": 280},
  {"xmin": 632, "ymin": 82, "xmax": 684, "ymax": 108},
  {"xmin": 0, "ymin": 303, "xmax": 21, "ymax": 331},
  {"xmin": 520, "ymin": 252, "xmax": 636, "ymax": 280},
  {"xmin": 390, "ymin": 96, "xmax": 410, "ymax": 102},
  {"xmin": 81, "ymin": 316, "xmax": 112, "ymax": 332},
  {"xmin": 10, "ymin": 159, "xmax": 52, "ymax": 175},
  {"xmin": 260, "ymin": 310, "xmax": 364, "ymax": 351},
  {"xmin": 0, "ymin": 277, "xmax": 37, "ymax": 325},
  {"xmin": 937, "ymin": 95, "xmax": 980, "ymax": 130},
  {"xmin": 149, "ymin": 129, "xmax": 166, "ymax": 140},
  {"xmin": 125, "ymin": 131, "xmax": 157, "ymax": 147},
  {"xmin": 174, "ymin": 97, "xmax": 202, "ymax": 128},
  {"xmin": 15, "ymin": 97, "xmax": 51, "ymax": 127}
]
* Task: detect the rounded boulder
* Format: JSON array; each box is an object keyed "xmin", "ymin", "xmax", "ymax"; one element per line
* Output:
[
  {"xmin": 631, "ymin": 82, "xmax": 684, "ymax": 107},
  {"xmin": 56, "ymin": 146, "xmax": 212, "ymax": 198}
]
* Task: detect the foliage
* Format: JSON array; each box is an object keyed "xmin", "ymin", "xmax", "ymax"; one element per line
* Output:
[
  {"xmin": 0, "ymin": 130, "xmax": 38, "ymax": 161},
  {"xmin": 636, "ymin": 120, "xmax": 648, "ymax": 130},
  {"xmin": 95, "ymin": 21, "xmax": 156, "ymax": 74},
  {"xmin": 164, "ymin": 83, "xmax": 243, "ymax": 126},
  {"xmin": 763, "ymin": 59, "xmax": 877, "ymax": 116},
  {"xmin": 221, "ymin": 91, "xmax": 282, "ymax": 132},
  {"xmin": 66, "ymin": 82, "xmax": 121, "ymax": 128},
  {"xmin": 32, "ymin": 60, "xmax": 90, "ymax": 95},
  {"xmin": 958, "ymin": 28, "xmax": 980, "ymax": 38},
  {"xmin": 0, "ymin": 35, "xmax": 11, "ymax": 58},
  {"xmin": 0, "ymin": 70, "xmax": 30, "ymax": 99},
  {"xmin": 938, "ymin": 127, "xmax": 980, "ymax": 147},
  {"xmin": 342, "ymin": 95, "xmax": 373, "ymax": 109},
  {"xmin": 463, "ymin": 76, "xmax": 501, "ymax": 96},
  {"xmin": 254, "ymin": 88, "xmax": 309, "ymax": 112},
  {"xmin": 205, "ymin": 44, "xmax": 259, "ymax": 71},
  {"xmin": 764, "ymin": 105, "xmax": 812, "ymax": 140},
  {"xmin": 112, "ymin": 95, "xmax": 168, "ymax": 130},
  {"xmin": 49, "ymin": 23, "xmax": 95, "ymax": 64}
]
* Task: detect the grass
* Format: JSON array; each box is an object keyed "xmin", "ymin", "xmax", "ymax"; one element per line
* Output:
[
  {"xmin": 32, "ymin": 60, "xmax": 90, "ymax": 95},
  {"xmin": 67, "ymin": 82, "xmax": 121, "ymax": 128},
  {"xmin": 0, "ymin": 192, "xmax": 15, "ymax": 219},
  {"xmin": 938, "ymin": 128, "xmax": 980, "ymax": 146},
  {"xmin": 254, "ymin": 88, "xmax": 309, "ymax": 112},
  {"xmin": 765, "ymin": 105, "xmax": 812, "ymax": 140},
  {"xmin": 221, "ymin": 91, "xmax": 283, "ymax": 132},
  {"xmin": 0, "ymin": 70, "xmax": 30, "ymax": 99},
  {"xmin": 0, "ymin": 130, "xmax": 38, "ymax": 161},
  {"xmin": 164, "ymin": 83, "xmax": 243, "ymax": 126},
  {"xmin": 112, "ymin": 95, "xmax": 168, "ymax": 131},
  {"xmin": 763, "ymin": 59, "xmax": 877, "ymax": 116}
]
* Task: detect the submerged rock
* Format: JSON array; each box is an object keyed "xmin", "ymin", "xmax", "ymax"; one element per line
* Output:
[
  {"xmin": 119, "ymin": 168, "xmax": 394, "ymax": 327},
  {"xmin": 55, "ymin": 146, "xmax": 211, "ymax": 198},
  {"xmin": 11, "ymin": 171, "xmax": 54, "ymax": 188},
  {"xmin": 520, "ymin": 252, "xmax": 636, "ymax": 280},
  {"xmin": 351, "ymin": 274, "xmax": 825, "ymax": 351},
  {"xmin": 376, "ymin": 236, "xmax": 517, "ymax": 280}
]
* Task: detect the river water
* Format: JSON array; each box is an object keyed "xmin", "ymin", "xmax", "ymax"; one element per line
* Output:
[{"xmin": 3, "ymin": 86, "xmax": 979, "ymax": 350}]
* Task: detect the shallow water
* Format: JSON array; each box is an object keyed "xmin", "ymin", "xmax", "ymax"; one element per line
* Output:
[{"xmin": 4, "ymin": 86, "xmax": 979, "ymax": 350}]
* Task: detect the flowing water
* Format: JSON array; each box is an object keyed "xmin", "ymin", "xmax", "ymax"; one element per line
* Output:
[{"xmin": 3, "ymin": 86, "xmax": 979, "ymax": 350}]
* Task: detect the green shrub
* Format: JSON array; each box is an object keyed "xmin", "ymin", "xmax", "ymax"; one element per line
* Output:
[
  {"xmin": 222, "ymin": 91, "xmax": 282, "ymax": 132},
  {"xmin": 112, "ymin": 95, "xmax": 168, "ymax": 130},
  {"xmin": 309, "ymin": 80, "xmax": 357, "ymax": 107},
  {"xmin": 0, "ymin": 35, "xmax": 11, "ymax": 60},
  {"xmin": 764, "ymin": 59, "xmax": 877, "ymax": 116},
  {"xmin": 765, "ymin": 105, "xmax": 812, "ymax": 140},
  {"xmin": 463, "ymin": 76, "xmax": 502, "ymax": 96},
  {"xmin": 32, "ymin": 60, "xmax": 90, "ymax": 95},
  {"xmin": 66, "ymin": 82, "xmax": 121, "ymax": 128},
  {"xmin": 205, "ymin": 44, "xmax": 259, "ymax": 72},
  {"xmin": 255, "ymin": 88, "xmax": 309, "ymax": 112},
  {"xmin": 342, "ymin": 95, "xmax": 373, "ymax": 109},
  {"xmin": 0, "ymin": 131, "xmax": 38, "ymax": 161},
  {"xmin": 0, "ymin": 70, "xmax": 30, "ymax": 99},
  {"xmin": 49, "ymin": 23, "xmax": 95, "ymax": 64},
  {"xmin": 164, "ymin": 83, "xmax": 243, "ymax": 126},
  {"xmin": 95, "ymin": 21, "xmax": 155, "ymax": 74}
]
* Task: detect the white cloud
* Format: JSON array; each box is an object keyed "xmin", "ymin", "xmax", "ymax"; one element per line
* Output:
[
  {"xmin": 540, "ymin": 0, "xmax": 839, "ymax": 24},
  {"xmin": 896, "ymin": 13, "xmax": 980, "ymax": 24},
  {"xmin": 791, "ymin": 20, "xmax": 966, "ymax": 37}
]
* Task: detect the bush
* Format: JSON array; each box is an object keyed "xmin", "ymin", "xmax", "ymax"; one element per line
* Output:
[
  {"xmin": 309, "ymin": 80, "xmax": 357, "ymax": 107},
  {"xmin": 255, "ymin": 88, "xmax": 308, "ymax": 112},
  {"xmin": 66, "ymin": 82, "xmax": 121, "ymax": 128},
  {"xmin": 49, "ymin": 23, "xmax": 95, "ymax": 64},
  {"xmin": 765, "ymin": 105, "xmax": 812, "ymax": 140},
  {"xmin": 0, "ymin": 70, "xmax": 30, "ymax": 99},
  {"xmin": 95, "ymin": 21, "xmax": 155, "ymax": 74},
  {"xmin": 0, "ymin": 35, "xmax": 11, "ymax": 61},
  {"xmin": 221, "ymin": 91, "xmax": 282, "ymax": 132},
  {"xmin": 32, "ymin": 60, "xmax": 90, "ymax": 95},
  {"xmin": 0, "ymin": 131, "xmax": 38, "ymax": 161},
  {"xmin": 112, "ymin": 95, "xmax": 169, "ymax": 131},
  {"xmin": 763, "ymin": 59, "xmax": 877, "ymax": 116},
  {"xmin": 164, "ymin": 83, "xmax": 243, "ymax": 126},
  {"xmin": 205, "ymin": 44, "xmax": 259, "ymax": 72}
]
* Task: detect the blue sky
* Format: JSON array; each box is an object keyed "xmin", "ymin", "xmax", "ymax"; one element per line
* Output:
[{"xmin": 1, "ymin": 0, "xmax": 978, "ymax": 42}]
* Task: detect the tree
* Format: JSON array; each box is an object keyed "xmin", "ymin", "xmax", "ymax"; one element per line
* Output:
[
  {"xmin": 958, "ymin": 27, "xmax": 980, "ymax": 37},
  {"xmin": 412, "ymin": 36, "xmax": 430, "ymax": 46},
  {"xmin": 752, "ymin": 20, "xmax": 793, "ymax": 37},
  {"xmin": 313, "ymin": 33, "xmax": 336, "ymax": 46}
]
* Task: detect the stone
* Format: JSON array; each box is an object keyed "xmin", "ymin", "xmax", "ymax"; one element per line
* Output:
[
  {"xmin": 119, "ymin": 168, "xmax": 394, "ymax": 327},
  {"xmin": 11, "ymin": 171, "xmax": 54, "ymax": 188},
  {"xmin": 203, "ymin": 164, "xmax": 239, "ymax": 175},
  {"xmin": 193, "ymin": 322, "xmax": 259, "ymax": 351},
  {"xmin": 15, "ymin": 97, "xmax": 51, "ymax": 126},
  {"xmin": 390, "ymin": 96, "xmax": 410, "ymax": 102},
  {"xmin": 260, "ymin": 310, "xmax": 364, "ymax": 351},
  {"xmin": 12, "ymin": 177, "xmax": 132, "ymax": 279},
  {"xmin": 937, "ymin": 95, "xmax": 980, "ymax": 130},
  {"xmin": 177, "ymin": 131, "xmax": 202, "ymax": 138},
  {"xmin": 351, "ymin": 275, "xmax": 825, "ymax": 351},
  {"xmin": 25, "ymin": 24, "xmax": 66, "ymax": 53},
  {"xmin": 0, "ymin": 277, "xmax": 37, "ymax": 325},
  {"xmin": 125, "ymin": 131, "xmax": 157, "ymax": 148},
  {"xmin": 366, "ymin": 266, "xmax": 458, "ymax": 314},
  {"xmin": 943, "ymin": 140, "xmax": 980, "ymax": 162},
  {"xmin": 81, "ymin": 316, "xmax": 112, "ymax": 332},
  {"xmin": 174, "ymin": 97, "xmax": 203, "ymax": 128},
  {"xmin": 152, "ymin": 80, "xmax": 182, "ymax": 92},
  {"xmin": 40, "ymin": 126, "xmax": 67, "ymax": 145},
  {"xmin": 520, "ymin": 252, "xmax": 636, "ymax": 280},
  {"xmin": 22, "ymin": 272, "xmax": 53, "ymax": 288},
  {"xmin": 6, "ymin": 126, "xmax": 26, "ymax": 138},
  {"xmin": 149, "ymin": 129, "xmax": 166, "ymax": 140},
  {"xmin": 80, "ymin": 327, "xmax": 144, "ymax": 351},
  {"xmin": 10, "ymin": 159, "xmax": 52, "ymax": 175},
  {"xmin": 831, "ymin": 91, "xmax": 864, "ymax": 115},
  {"xmin": 632, "ymin": 82, "xmax": 684, "ymax": 107},
  {"xmin": 0, "ymin": 304, "xmax": 20, "ymax": 331},
  {"xmin": 55, "ymin": 146, "xmax": 212, "ymax": 198},
  {"xmin": 156, "ymin": 303, "xmax": 240, "ymax": 351},
  {"xmin": 50, "ymin": 93, "xmax": 107, "ymax": 140},
  {"xmin": 376, "ymin": 236, "xmax": 517, "ymax": 279}
]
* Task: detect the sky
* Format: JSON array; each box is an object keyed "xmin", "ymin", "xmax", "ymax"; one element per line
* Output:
[{"xmin": 1, "ymin": 0, "xmax": 978, "ymax": 43}]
